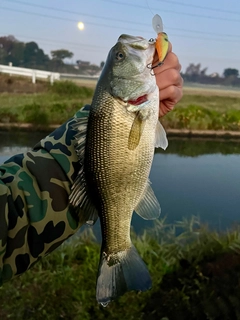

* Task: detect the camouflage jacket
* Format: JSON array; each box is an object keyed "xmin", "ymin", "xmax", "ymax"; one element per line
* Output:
[{"xmin": 0, "ymin": 108, "xmax": 89, "ymax": 284}]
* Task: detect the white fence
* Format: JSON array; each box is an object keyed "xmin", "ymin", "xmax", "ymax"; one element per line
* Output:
[
  {"xmin": 60, "ymin": 73, "xmax": 99, "ymax": 80},
  {"xmin": 0, "ymin": 64, "xmax": 60, "ymax": 84}
]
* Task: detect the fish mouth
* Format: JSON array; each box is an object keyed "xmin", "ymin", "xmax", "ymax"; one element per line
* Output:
[{"xmin": 118, "ymin": 34, "xmax": 150, "ymax": 50}]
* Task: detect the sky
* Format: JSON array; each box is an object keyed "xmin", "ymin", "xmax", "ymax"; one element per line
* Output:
[{"xmin": 1, "ymin": 0, "xmax": 240, "ymax": 75}]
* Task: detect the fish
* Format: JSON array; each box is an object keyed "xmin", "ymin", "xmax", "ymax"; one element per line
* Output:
[{"xmin": 69, "ymin": 33, "xmax": 168, "ymax": 305}]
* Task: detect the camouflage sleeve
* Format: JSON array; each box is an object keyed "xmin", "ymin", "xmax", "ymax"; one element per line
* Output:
[{"xmin": 0, "ymin": 108, "xmax": 89, "ymax": 284}]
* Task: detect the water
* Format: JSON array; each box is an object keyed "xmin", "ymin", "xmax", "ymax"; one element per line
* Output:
[
  {"xmin": 149, "ymin": 152, "xmax": 240, "ymax": 230},
  {"xmin": 0, "ymin": 132, "xmax": 240, "ymax": 232}
]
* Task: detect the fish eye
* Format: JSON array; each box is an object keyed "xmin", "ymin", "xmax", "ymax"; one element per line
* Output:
[
  {"xmin": 115, "ymin": 51, "xmax": 125, "ymax": 61},
  {"xmin": 148, "ymin": 38, "xmax": 155, "ymax": 43}
]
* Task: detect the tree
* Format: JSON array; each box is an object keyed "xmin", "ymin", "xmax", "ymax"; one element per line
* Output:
[
  {"xmin": 100, "ymin": 61, "xmax": 105, "ymax": 69},
  {"xmin": 51, "ymin": 49, "xmax": 73, "ymax": 62},
  {"xmin": 223, "ymin": 68, "xmax": 239, "ymax": 78},
  {"xmin": 185, "ymin": 63, "xmax": 201, "ymax": 76},
  {"xmin": 0, "ymin": 35, "xmax": 18, "ymax": 54},
  {"xmin": 0, "ymin": 35, "xmax": 21, "ymax": 65},
  {"xmin": 0, "ymin": 44, "xmax": 7, "ymax": 64},
  {"xmin": 23, "ymin": 41, "xmax": 49, "ymax": 68},
  {"xmin": 7, "ymin": 42, "xmax": 25, "ymax": 66}
]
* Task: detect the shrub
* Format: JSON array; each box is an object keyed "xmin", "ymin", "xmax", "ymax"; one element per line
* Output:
[
  {"xmin": 49, "ymin": 80, "xmax": 94, "ymax": 98},
  {"xmin": 22, "ymin": 103, "xmax": 49, "ymax": 125}
]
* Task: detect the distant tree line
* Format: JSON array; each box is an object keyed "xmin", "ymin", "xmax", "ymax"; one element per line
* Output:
[
  {"xmin": 182, "ymin": 63, "xmax": 240, "ymax": 87},
  {"xmin": 1, "ymin": 35, "xmax": 240, "ymax": 86},
  {"xmin": 0, "ymin": 35, "xmax": 102, "ymax": 75}
]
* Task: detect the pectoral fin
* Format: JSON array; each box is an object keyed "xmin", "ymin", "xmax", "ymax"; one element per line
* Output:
[
  {"xmin": 128, "ymin": 112, "xmax": 146, "ymax": 150},
  {"xmin": 134, "ymin": 180, "xmax": 161, "ymax": 220},
  {"xmin": 69, "ymin": 109, "xmax": 98, "ymax": 226},
  {"xmin": 155, "ymin": 120, "xmax": 168, "ymax": 150}
]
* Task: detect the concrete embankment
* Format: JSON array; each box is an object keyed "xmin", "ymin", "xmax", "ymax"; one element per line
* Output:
[{"xmin": 1, "ymin": 122, "xmax": 240, "ymax": 139}]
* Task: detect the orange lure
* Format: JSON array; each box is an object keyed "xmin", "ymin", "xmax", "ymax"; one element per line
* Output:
[{"xmin": 152, "ymin": 14, "xmax": 169, "ymax": 67}]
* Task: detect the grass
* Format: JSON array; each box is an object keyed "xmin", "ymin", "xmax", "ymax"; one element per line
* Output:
[
  {"xmin": 1, "ymin": 217, "xmax": 240, "ymax": 319},
  {"xmin": 162, "ymin": 95, "xmax": 240, "ymax": 131},
  {"xmin": 1, "ymin": 75, "xmax": 240, "ymax": 131},
  {"xmin": 0, "ymin": 80, "xmax": 94, "ymax": 125}
]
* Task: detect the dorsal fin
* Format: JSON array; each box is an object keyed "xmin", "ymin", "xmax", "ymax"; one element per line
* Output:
[{"xmin": 69, "ymin": 107, "xmax": 98, "ymax": 226}]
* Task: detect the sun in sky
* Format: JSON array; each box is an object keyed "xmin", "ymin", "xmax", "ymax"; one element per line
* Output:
[{"xmin": 77, "ymin": 21, "xmax": 85, "ymax": 31}]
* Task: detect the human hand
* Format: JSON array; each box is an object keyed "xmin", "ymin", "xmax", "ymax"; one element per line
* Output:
[{"xmin": 153, "ymin": 42, "xmax": 183, "ymax": 117}]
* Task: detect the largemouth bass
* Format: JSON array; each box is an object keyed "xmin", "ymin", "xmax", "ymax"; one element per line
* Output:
[{"xmin": 70, "ymin": 34, "xmax": 168, "ymax": 305}]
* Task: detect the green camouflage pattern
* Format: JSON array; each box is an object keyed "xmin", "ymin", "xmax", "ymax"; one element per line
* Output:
[{"xmin": 0, "ymin": 107, "xmax": 89, "ymax": 284}]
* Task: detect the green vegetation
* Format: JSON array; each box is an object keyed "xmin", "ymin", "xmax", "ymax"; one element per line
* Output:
[
  {"xmin": 1, "ymin": 75, "xmax": 240, "ymax": 132},
  {"xmin": 0, "ymin": 80, "xmax": 94, "ymax": 126},
  {"xmin": 162, "ymin": 94, "xmax": 240, "ymax": 131},
  {"xmin": 0, "ymin": 218, "xmax": 240, "ymax": 319}
]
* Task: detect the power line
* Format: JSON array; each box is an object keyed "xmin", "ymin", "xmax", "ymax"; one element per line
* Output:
[
  {"xmin": 0, "ymin": 33, "xmax": 107, "ymax": 52},
  {"xmin": 8, "ymin": 0, "xmax": 240, "ymax": 23},
  {"xmin": 1, "ymin": 33, "xmax": 240, "ymax": 65},
  {"xmin": 2, "ymin": 1, "xmax": 240, "ymax": 40},
  {"xmin": 1, "ymin": 28, "xmax": 240, "ymax": 46},
  {"xmin": 0, "ymin": 6, "xmax": 152, "ymax": 34},
  {"xmin": 2, "ymin": 5, "xmax": 240, "ymax": 44},
  {"xmin": 155, "ymin": 0, "xmax": 240, "ymax": 16},
  {"xmin": 100, "ymin": 0, "xmax": 240, "ymax": 23},
  {"xmin": 0, "ymin": 32, "xmax": 238, "ymax": 64},
  {"xmin": 2, "ymin": 0, "xmax": 150, "ymax": 27}
]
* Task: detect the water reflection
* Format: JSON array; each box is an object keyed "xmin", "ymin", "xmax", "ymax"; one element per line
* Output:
[
  {"xmin": 149, "ymin": 153, "xmax": 240, "ymax": 230},
  {"xmin": 0, "ymin": 131, "xmax": 46, "ymax": 156},
  {"xmin": 156, "ymin": 138, "xmax": 240, "ymax": 157},
  {"xmin": 0, "ymin": 132, "xmax": 240, "ymax": 233}
]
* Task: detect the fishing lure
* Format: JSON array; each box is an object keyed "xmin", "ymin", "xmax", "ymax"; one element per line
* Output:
[{"xmin": 150, "ymin": 14, "xmax": 169, "ymax": 69}]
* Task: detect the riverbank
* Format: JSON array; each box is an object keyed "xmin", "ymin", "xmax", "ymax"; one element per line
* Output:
[
  {"xmin": 2, "ymin": 122, "xmax": 240, "ymax": 141},
  {"xmin": 1, "ymin": 76, "xmax": 240, "ymax": 135},
  {"xmin": 167, "ymin": 128, "xmax": 240, "ymax": 139}
]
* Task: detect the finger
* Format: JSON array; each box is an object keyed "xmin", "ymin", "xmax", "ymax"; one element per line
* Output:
[
  {"xmin": 154, "ymin": 52, "xmax": 181, "ymax": 75},
  {"xmin": 159, "ymin": 85, "xmax": 183, "ymax": 117},
  {"xmin": 156, "ymin": 68, "xmax": 183, "ymax": 91},
  {"xmin": 167, "ymin": 41, "xmax": 173, "ymax": 53},
  {"xmin": 160, "ymin": 84, "xmax": 183, "ymax": 102}
]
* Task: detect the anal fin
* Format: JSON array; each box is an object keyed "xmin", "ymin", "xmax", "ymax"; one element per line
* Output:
[
  {"xmin": 134, "ymin": 180, "xmax": 160, "ymax": 220},
  {"xmin": 155, "ymin": 120, "xmax": 168, "ymax": 150}
]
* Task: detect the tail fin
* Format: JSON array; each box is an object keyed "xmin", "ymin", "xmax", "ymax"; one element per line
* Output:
[{"xmin": 96, "ymin": 245, "xmax": 152, "ymax": 305}]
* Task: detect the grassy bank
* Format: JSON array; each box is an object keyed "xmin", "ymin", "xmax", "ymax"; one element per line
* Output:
[
  {"xmin": 0, "ymin": 80, "xmax": 94, "ymax": 126},
  {"xmin": 162, "ymin": 93, "xmax": 240, "ymax": 131},
  {"xmin": 0, "ymin": 218, "xmax": 240, "ymax": 319},
  {"xmin": 1, "ymin": 74, "xmax": 240, "ymax": 132}
]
